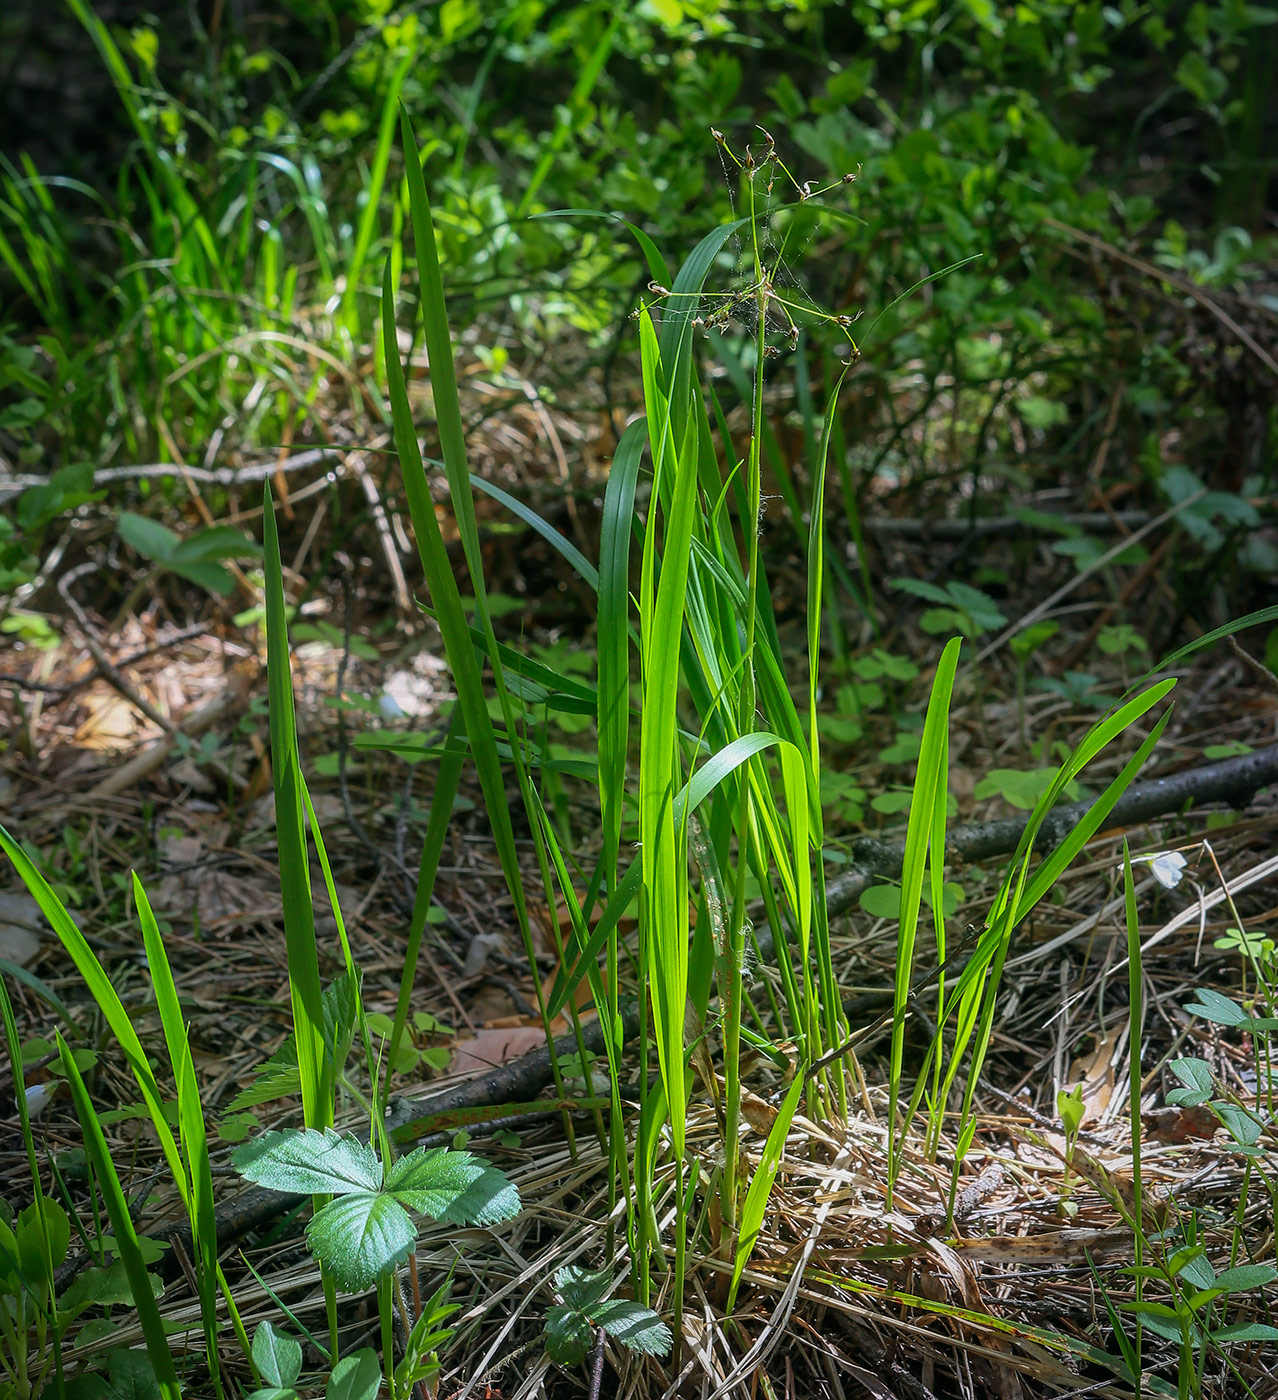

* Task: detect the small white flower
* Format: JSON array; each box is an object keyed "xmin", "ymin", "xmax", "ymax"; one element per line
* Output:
[
  {"xmin": 24, "ymin": 1082, "xmax": 55, "ymax": 1118},
  {"xmin": 1124, "ymin": 850, "xmax": 1188, "ymax": 889},
  {"xmin": 378, "ymin": 692, "xmax": 407, "ymax": 720}
]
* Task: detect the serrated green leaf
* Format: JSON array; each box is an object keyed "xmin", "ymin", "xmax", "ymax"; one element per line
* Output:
[
  {"xmin": 326, "ymin": 1348, "xmax": 381, "ymax": 1400},
  {"xmin": 554, "ymin": 1263, "xmax": 611, "ymax": 1313},
  {"xmin": 101, "ymin": 1350, "xmax": 165, "ymax": 1400},
  {"xmin": 233, "ymin": 1128, "xmax": 381, "ymax": 1196},
  {"xmin": 383, "ymin": 1147, "xmax": 519, "ymax": 1225},
  {"xmin": 253, "ymin": 1321, "xmax": 303, "ymax": 1388},
  {"xmin": 305, "ymin": 1191, "xmax": 415, "ymax": 1292},
  {"xmin": 545, "ymin": 1304, "xmax": 593, "ymax": 1365},
  {"xmin": 590, "ymin": 1298, "xmax": 672, "ymax": 1356}
]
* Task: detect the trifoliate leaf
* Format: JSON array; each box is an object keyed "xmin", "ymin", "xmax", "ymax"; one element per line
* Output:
[
  {"xmin": 1165, "ymin": 1057, "xmax": 1213, "ymax": 1107},
  {"xmin": 384, "ymin": 1148, "xmax": 519, "ymax": 1226},
  {"xmin": 252, "ymin": 1321, "xmax": 302, "ymax": 1389},
  {"xmin": 591, "ymin": 1299, "xmax": 672, "ymax": 1357},
  {"xmin": 1183, "ymin": 987, "xmax": 1245, "ymax": 1026},
  {"xmin": 305, "ymin": 1191, "xmax": 415, "ymax": 1292},
  {"xmin": 233, "ymin": 1128, "xmax": 382, "ymax": 1196},
  {"xmin": 545, "ymin": 1304, "xmax": 594, "ymax": 1365}
]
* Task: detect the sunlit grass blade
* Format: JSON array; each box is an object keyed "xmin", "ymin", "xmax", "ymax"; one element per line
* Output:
[
  {"xmin": 0, "ymin": 826, "xmax": 186, "ymax": 1188},
  {"xmin": 56, "ymin": 1029, "xmax": 183, "ymax": 1400},
  {"xmin": 390, "ymin": 116, "xmax": 580, "ymax": 1121},
  {"xmin": 262, "ymin": 484, "xmax": 329, "ymax": 1131},
  {"xmin": 637, "ymin": 310, "xmax": 699, "ymax": 1163},
  {"xmin": 598, "ymin": 418, "xmax": 646, "ymax": 900},
  {"xmin": 135, "ymin": 877, "xmax": 224, "ymax": 1394},
  {"xmin": 887, "ymin": 637, "xmax": 961, "ymax": 1201},
  {"xmin": 340, "ymin": 49, "xmax": 413, "ymax": 337},
  {"xmin": 1123, "ymin": 838, "xmax": 1145, "ymax": 1395},
  {"xmin": 727, "ymin": 1074, "xmax": 803, "ymax": 1312}
]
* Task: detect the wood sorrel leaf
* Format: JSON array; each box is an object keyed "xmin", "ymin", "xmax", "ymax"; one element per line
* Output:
[{"xmin": 253, "ymin": 1321, "xmax": 303, "ymax": 1389}]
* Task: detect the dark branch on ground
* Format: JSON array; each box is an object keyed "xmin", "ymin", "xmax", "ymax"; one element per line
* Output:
[{"xmin": 147, "ymin": 742, "xmax": 1278, "ymax": 1273}]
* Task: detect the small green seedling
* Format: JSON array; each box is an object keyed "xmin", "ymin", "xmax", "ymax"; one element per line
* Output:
[
  {"xmin": 232, "ymin": 1127, "xmax": 519, "ymax": 1291},
  {"xmin": 1056, "ymin": 1082, "xmax": 1085, "ymax": 1216},
  {"xmin": 544, "ymin": 1264, "xmax": 672, "ymax": 1370},
  {"xmin": 117, "ymin": 512, "xmax": 261, "ymax": 596}
]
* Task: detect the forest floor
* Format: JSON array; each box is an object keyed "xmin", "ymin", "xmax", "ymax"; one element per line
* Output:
[{"xmin": 2, "ymin": 358, "xmax": 1278, "ymax": 1399}]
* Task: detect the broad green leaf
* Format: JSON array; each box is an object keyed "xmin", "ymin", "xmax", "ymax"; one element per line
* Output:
[
  {"xmin": 1208, "ymin": 1263, "xmax": 1277, "ymax": 1293},
  {"xmin": 306, "ymin": 1191, "xmax": 415, "ymax": 1292},
  {"xmin": 545, "ymin": 1304, "xmax": 594, "ymax": 1365},
  {"xmin": 554, "ymin": 1263, "xmax": 611, "ymax": 1313},
  {"xmin": 859, "ymin": 884, "xmax": 901, "ymax": 919},
  {"xmin": 14, "ymin": 1195, "xmax": 69, "ymax": 1284},
  {"xmin": 1165, "ymin": 1057, "xmax": 1213, "ymax": 1107},
  {"xmin": 233, "ymin": 1128, "xmax": 381, "ymax": 1196},
  {"xmin": 384, "ymin": 1147, "xmax": 519, "ymax": 1225},
  {"xmin": 591, "ymin": 1298, "xmax": 672, "ymax": 1356},
  {"xmin": 326, "ymin": 1348, "xmax": 381, "ymax": 1400},
  {"xmin": 117, "ymin": 512, "xmax": 178, "ymax": 564},
  {"xmin": 253, "ymin": 1321, "xmax": 303, "ymax": 1389},
  {"xmin": 1211, "ymin": 1322, "xmax": 1278, "ymax": 1343},
  {"xmin": 168, "ymin": 559, "xmax": 235, "ymax": 594},
  {"xmin": 169, "ymin": 525, "xmax": 261, "ymax": 563}
]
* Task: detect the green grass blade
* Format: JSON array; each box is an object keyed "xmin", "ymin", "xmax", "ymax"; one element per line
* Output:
[
  {"xmin": 135, "ymin": 877, "xmax": 221, "ymax": 1390},
  {"xmin": 888, "ymin": 637, "xmax": 961, "ymax": 1200},
  {"xmin": 727, "ymin": 1073, "xmax": 803, "ymax": 1312},
  {"xmin": 0, "ymin": 827, "xmax": 186, "ymax": 1192},
  {"xmin": 262, "ymin": 485, "xmax": 329, "ymax": 1130},
  {"xmin": 340, "ymin": 49, "xmax": 413, "ymax": 335},
  {"xmin": 637, "ymin": 310, "xmax": 701, "ymax": 1159},
  {"xmin": 1123, "ymin": 838, "xmax": 1145, "ymax": 1393},
  {"xmin": 56, "ymin": 1030, "xmax": 182, "ymax": 1400},
  {"xmin": 598, "ymin": 419, "xmax": 646, "ymax": 890},
  {"xmin": 385, "ymin": 715, "xmax": 467, "ymax": 1094}
]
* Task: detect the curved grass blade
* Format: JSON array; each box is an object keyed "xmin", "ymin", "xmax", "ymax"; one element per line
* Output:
[{"xmin": 57, "ymin": 1030, "xmax": 183, "ymax": 1400}]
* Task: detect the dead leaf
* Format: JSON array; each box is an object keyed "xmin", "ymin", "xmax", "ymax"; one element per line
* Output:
[
  {"xmin": 449, "ymin": 1026, "xmax": 549, "ymax": 1078},
  {"xmin": 1065, "ymin": 1030, "xmax": 1116, "ymax": 1123},
  {"xmin": 1141, "ymin": 1104, "xmax": 1218, "ymax": 1144}
]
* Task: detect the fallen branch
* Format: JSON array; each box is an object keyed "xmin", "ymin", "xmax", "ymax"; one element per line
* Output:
[
  {"xmin": 823, "ymin": 741, "xmax": 1278, "ymax": 916},
  {"xmin": 150, "ymin": 743, "xmax": 1278, "ymax": 1273}
]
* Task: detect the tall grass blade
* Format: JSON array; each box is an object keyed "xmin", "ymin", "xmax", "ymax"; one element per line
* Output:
[
  {"xmin": 887, "ymin": 637, "xmax": 961, "ymax": 1200},
  {"xmin": 727, "ymin": 1074, "xmax": 803, "ymax": 1312},
  {"xmin": 56, "ymin": 1030, "xmax": 183, "ymax": 1400},
  {"xmin": 262, "ymin": 486, "xmax": 329, "ymax": 1130}
]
